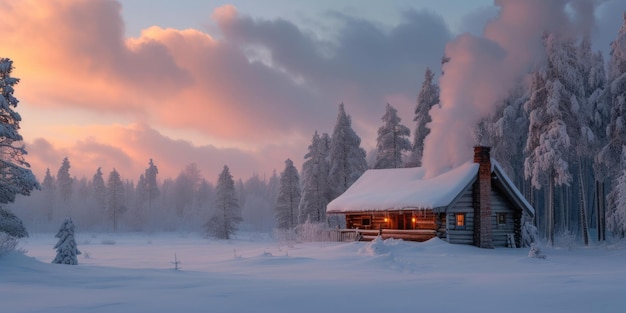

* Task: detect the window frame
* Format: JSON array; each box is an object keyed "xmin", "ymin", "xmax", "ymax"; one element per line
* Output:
[
  {"xmin": 497, "ymin": 213, "xmax": 507, "ymax": 227},
  {"xmin": 455, "ymin": 213, "xmax": 466, "ymax": 229}
]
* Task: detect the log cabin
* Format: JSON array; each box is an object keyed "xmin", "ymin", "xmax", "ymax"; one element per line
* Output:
[{"xmin": 326, "ymin": 146, "xmax": 535, "ymax": 248}]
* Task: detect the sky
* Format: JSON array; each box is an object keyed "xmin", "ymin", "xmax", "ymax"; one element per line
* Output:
[{"xmin": 0, "ymin": 0, "xmax": 624, "ymax": 184}]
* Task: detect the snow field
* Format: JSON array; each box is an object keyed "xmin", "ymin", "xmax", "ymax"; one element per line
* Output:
[{"xmin": 1, "ymin": 233, "xmax": 626, "ymax": 313}]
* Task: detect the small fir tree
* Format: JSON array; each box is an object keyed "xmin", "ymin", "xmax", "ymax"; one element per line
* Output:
[{"xmin": 52, "ymin": 218, "xmax": 81, "ymax": 265}]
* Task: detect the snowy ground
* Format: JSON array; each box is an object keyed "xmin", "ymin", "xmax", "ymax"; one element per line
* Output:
[{"xmin": 1, "ymin": 232, "xmax": 626, "ymax": 313}]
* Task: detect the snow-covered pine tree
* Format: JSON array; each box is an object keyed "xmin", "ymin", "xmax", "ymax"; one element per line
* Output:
[
  {"xmin": 600, "ymin": 13, "xmax": 626, "ymax": 241},
  {"xmin": 0, "ymin": 208, "xmax": 28, "ymax": 238},
  {"xmin": 298, "ymin": 132, "xmax": 331, "ymax": 224},
  {"xmin": 0, "ymin": 58, "xmax": 39, "ymax": 206},
  {"xmin": 52, "ymin": 218, "xmax": 81, "ymax": 265},
  {"xmin": 56, "ymin": 157, "xmax": 73, "ymax": 203},
  {"xmin": 575, "ymin": 36, "xmax": 607, "ymax": 245},
  {"xmin": 328, "ymin": 103, "xmax": 368, "ymax": 199},
  {"xmin": 92, "ymin": 167, "xmax": 106, "ymax": 213},
  {"xmin": 144, "ymin": 159, "xmax": 159, "ymax": 210},
  {"xmin": 42, "ymin": 168, "xmax": 56, "ymax": 221},
  {"xmin": 524, "ymin": 32, "xmax": 584, "ymax": 246},
  {"xmin": 601, "ymin": 17, "xmax": 626, "ymax": 176},
  {"xmin": 275, "ymin": 159, "xmax": 301, "ymax": 230},
  {"xmin": 407, "ymin": 67, "xmax": 439, "ymax": 168},
  {"xmin": 490, "ymin": 84, "xmax": 529, "ymax": 185},
  {"xmin": 106, "ymin": 169, "xmax": 126, "ymax": 232},
  {"xmin": 205, "ymin": 165, "xmax": 242, "ymax": 239},
  {"xmin": 374, "ymin": 103, "xmax": 411, "ymax": 169}
]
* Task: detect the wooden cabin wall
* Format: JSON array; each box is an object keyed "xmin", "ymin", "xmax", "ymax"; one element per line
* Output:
[
  {"xmin": 490, "ymin": 186, "xmax": 518, "ymax": 247},
  {"xmin": 345, "ymin": 211, "xmax": 436, "ymax": 231},
  {"xmin": 441, "ymin": 188, "xmax": 475, "ymax": 244},
  {"xmin": 442, "ymin": 185, "xmax": 520, "ymax": 247}
]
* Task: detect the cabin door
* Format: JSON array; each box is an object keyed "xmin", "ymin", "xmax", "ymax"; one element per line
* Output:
[{"xmin": 398, "ymin": 214, "xmax": 405, "ymax": 230}]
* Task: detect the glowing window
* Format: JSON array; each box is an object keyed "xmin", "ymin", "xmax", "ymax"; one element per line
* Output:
[{"xmin": 455, "ymin": 213, "xmax": 466, "ymax": 228}]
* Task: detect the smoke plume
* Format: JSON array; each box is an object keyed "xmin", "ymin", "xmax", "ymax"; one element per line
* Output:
[{"xmin": 422, "ymin": 0, "xmax": 599, "ymax": 177}]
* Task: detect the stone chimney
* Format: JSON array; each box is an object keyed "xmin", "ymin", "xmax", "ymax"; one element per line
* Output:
[{"xmin": 473, "ymin": 146, "xmax": 494, "ymax": 249}]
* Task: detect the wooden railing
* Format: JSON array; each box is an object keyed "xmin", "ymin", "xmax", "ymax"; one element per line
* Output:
[{"xmin": 330, "ymin": 229, "xmax": 437, "ymax": 242}]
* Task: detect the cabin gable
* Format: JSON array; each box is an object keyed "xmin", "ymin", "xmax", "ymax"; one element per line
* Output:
[{"xmin": 437, "ymin": 175, "xmax": 523, "ymax": 247}]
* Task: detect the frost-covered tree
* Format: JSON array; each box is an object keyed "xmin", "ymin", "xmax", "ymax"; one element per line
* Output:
[
  {"xmin": 490, "ymin": 85, "xmax": 529, "ymax": 184},
  {"xmin": 56, "ymin": 157, "xmax": 73, "ymax": 203},
  {"xmin": 41, "ymin": 168, "xmax": 56, "ymax": 221},
  {"xmin": 525, "ymin": 33, "xmax": 585, "ymax": 246},
  {"xmin": 601, "ymin": 13, "xmax": 626, "ymax": 177},
  {"xmin": 328, "ymin": 103, "xmax": 368, "ymax": 199},
  {"xmin": 144, "ymin": 159, "xmax": 159, "ymax": 210},
  {"xmin": 173, "ymin": 163, "xmax": 201, "ymax": 217},
  {"xmin": 601, "ymin": 13, "xmax": 626, "ymax": 241},
  {"xmin": 374, "ymin": 103, "xmax": 411, "ymax": 169},
  {"xmin": 0, "ymin": 208, "xmax": 27, "ymax": 238},
  {"xmin": 205, "ymin": 165, "xmax": 241, "ymax": 239},
  {"xmin": 275, "ymin": 159, "xmax": 301, "ymax": 230},
  {"xmin": 106, "ymin": 169, "xmax": 126, "ymax": 232},
  {"xmin": 92, "ymin": 167, "xmax": 106, "ymax": 212},
  {"xmin": 407, "ymin": 68, "xmax": 439, "ymax": 167},
  {"xmin": 52, "ymin": 218, "xmax": 80, "ymax": 265},
  {"xmin": 299, "ymin": 132, "xmax": 331, "ymax": 224},
  {"xmin": 0, "ymin": 58, "xmax": 39, "ymax": 205}
]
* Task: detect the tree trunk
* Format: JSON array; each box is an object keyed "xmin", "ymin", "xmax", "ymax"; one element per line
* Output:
[
  {"xmin": 596, "ymin": 180, "xmax": 606, "ymax": 242},
  {"xmin": 578, "ymin": 162, "xmax": 589, "ymax": 246},
  {"xmin": 547, "ymin": 178, "xmax": 555, "ymax": 247}
]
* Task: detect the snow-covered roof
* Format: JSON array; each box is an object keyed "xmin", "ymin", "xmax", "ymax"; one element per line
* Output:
[
  {"xmin": 326, "ymin": 162, "xmax": 479, "ymax": 213},
  {"xmin": 327, "ymin": 159, "xmax": 535, "ymax": 217}
]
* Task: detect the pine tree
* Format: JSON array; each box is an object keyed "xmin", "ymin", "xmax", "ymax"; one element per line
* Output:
[
  {"xmin": 275, "ymin": 159, "xmax": 301, "ymax": 230},
  {"xmin": 0, "ymin": 58, "xmax": 39, "ymax": 205},
  {"xmin": 298, "ymin": 132, "xmax": 331, "ymax": 224},
  {"xmin": 601, "ymin": 14, "xmax": 626, "ymax": 239},
  {"xmin": 52, "ymin": 218, "xmax": 81, "ymax": 265},
  {"xmin": 328, "ymin": 103, "xmax": 368, "ymax": 199},
  {"xmin": 41, "ymin": 168, "xmax": 56, "ymax": 221},
  {"xmin": 0, "ymin": 208, "xmax": 28, "ymax": 238},
  {"xmin": 490, "ymin": 84, "xmax": 529, "ymax": 184},
  {"xmin": 144, "ymin": 159, "xmax": 159, "ymax": 210},
  {"xmin": 374, "ymin": 103, "xmax": 411, "ymax": 169},
  {"xmin": 601, "ymin": 13, "xmax": 626, "ymax": 177},
  {"xmin": 205, "ymin": 165, "xmax": 242, "ymax": 239},
  {"xmin": 56, "ymin": 157, "xmax": 73, "ymax": 203},
  {"xmin": 92, "ymin": 167, "xmax": 106, "ymax": 212},
  {"xmin": 524, "ymin": 32, "xmax": 584, "ymax": 246},
  {"xmin": 407, "ymin": 68, "xmax": 439, "ymax": 167},
  {"xmin": 106, "ymin": 169, "xmax": 126, "ymax": 232}
]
